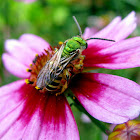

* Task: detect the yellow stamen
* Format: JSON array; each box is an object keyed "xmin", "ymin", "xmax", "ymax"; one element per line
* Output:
[
  {"xmin": 58, "ymin": 41, "xmax": 63, "ymax": 45},
  {"xmin": 25, "ymin": 79, "xmax": 30, "ymax": 84},
  {"xmin": 35, "ymin": 86, "xmax": 40, "ymax": 90},
  {"xmin": 35, "ymin": 54, "xmax": 39, "ymax": 57},
  {"xmin": 26, "ymin": 68, "xmax": 30, "ymax": 72},
  {"xmin": 29, "ymin": 64, "xmax": 32, "ymax": 67}
]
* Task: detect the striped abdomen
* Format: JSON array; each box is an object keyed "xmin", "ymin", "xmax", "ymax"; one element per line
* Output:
[{"xmin": 46, "ymin": 74, "xmax": 62, "ymax": 91}]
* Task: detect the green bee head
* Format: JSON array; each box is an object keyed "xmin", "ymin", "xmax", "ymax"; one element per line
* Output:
[
  {"xmin": 72, "ymin": 16, "xmax": 115, "ymax": 51},
  {"xmin": 73, "ymin": 36, "xmax": 87, "ymax": 50}
]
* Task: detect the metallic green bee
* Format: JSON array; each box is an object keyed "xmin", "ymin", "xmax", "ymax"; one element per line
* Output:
[{"xmin": 36, "ymin": 16, "xmax": 115, "ymax": 91}]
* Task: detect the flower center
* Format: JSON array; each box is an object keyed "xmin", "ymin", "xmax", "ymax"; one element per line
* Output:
[{"xmin": 25, "ymin": 47, "xmax": 85, "ymax": 96}]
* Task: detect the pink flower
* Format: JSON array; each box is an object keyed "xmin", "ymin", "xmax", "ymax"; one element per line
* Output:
[
  {"xmin": 1, "ymin": 11, "xmax": 140, "ymax": 139},
  {"xmin": 15, "ymin": 0, "xmax": 36, "ymax": 3}
]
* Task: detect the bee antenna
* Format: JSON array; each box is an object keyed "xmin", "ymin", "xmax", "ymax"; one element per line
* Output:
[
  {"xmin": 86, "ymin": 37, "xmax": 115, "ymax": 42},
  {"xmin": 73, "ymin": 16, "xmax": 82, "ymax": 37}
]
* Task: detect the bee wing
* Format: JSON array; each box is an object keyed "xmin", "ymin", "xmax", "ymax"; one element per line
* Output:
[
  {"xmin": 54, "ymin": 50, "xmax": 79, "ymax": 77},
  {"xmin": 36, "ymin": 68, "xmax": 48, "ymax": 89},
  {"xmin": 36, "ymin": 44, "xmax": 65, "ymax": 89},
  {"xmin": 49, "ymin": 44, "xmax": 65, "ymax": 72}
]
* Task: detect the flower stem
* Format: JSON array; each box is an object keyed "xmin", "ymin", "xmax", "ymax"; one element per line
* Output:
[{"xmin": 68, "ymin": 93, "xmax": 111, "ymax": 135}]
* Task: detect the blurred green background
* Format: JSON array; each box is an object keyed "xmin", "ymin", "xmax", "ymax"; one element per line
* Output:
[{"xmin": 1, "ymin": 0, "xmax": 140, "ymax": 139}]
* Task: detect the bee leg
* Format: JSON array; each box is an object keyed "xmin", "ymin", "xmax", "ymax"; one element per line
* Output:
[
  {"xmin": 63, "ymin": 69, "xmax": 71, "ymax": 82},
  {"xmin": 79, "ymin": 54, "xmax": 85, "ymax": 60},
  {"xmin": 60, "ymin": 69, "xmax": 71, "ymax": 94},
  {"xmin": 61, "ymin": 81, "xmax": 68, "ymax": 94},
  {"xmin": 72, "ymin": 54, "xmax": 85, "ymax": 73},
  {"xmin": 74, "ymin": 64, "xmax": 83, "ymax": 70}
]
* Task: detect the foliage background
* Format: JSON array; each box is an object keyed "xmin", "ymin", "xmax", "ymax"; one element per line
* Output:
[{"xmin": 0, "ymin": 0, "xmax": 140, "ymax": 139}]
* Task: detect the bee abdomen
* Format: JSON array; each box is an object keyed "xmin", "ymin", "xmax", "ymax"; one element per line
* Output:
[
  {"xmin": 46, "ymin": 76, "xmax": 62, "ymax": 91},
  {"xmin": 46, "ymin": 84, "xmax": 58, "ymax": 91},
  {"xmin": 50, "ymin": 81, "xmax": 60, "ymax": 86}
]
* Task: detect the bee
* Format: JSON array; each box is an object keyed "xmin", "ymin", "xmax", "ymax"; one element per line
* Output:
[{"xmin": 36, "ymin": 16, "xmax": 115, "ymax": 91}]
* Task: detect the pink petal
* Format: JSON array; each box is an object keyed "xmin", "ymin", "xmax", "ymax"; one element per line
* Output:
[
  {"xmin": 0, "ymin": 82, "xmax": 47, "ymax": 139},
  {"xmin": 21, "ymin": 109, "xmax": 43, "ymax": 140},
  {"xmin": 0, "ymin": 80, "xmax": 25, "ymax": 117},
  {"xmin": 93, "ymin": 11, "xmax": 136, "ymax": 41},
  {"xmin": 38, "ymin": 95, "xmax": 79, "ymax": 140},
  {"xmin": 0, "ymin": 80, "xmax": 45, "ymax": 139},
  {"xmin": 5, "ymin": 39, "xmax": 37, "ymax": 67},
  {"xmin": 3, "ymin": 34, "xmax": 52, "ymax": 78},
  {"xmin": 71, "ymin": 73, "xmax": 140, "ymax": 124},
  {"xmin": 2, "ymin": 53, "xmax": 30, "ymax": 78},
  {"xmin": 82, "ymin": 27, "xmax": 98, "ymax": 39},
  {"xmin": 1, "ymin": 109, "xmax": 43, "ymax": 140},
  {"xmin": 83, "ymin": 11, "xmax": 136, "ymax": 54},
  {"xmin": 84, "ymin": 37, "xmax": 140, "ymax": 69},
  {"xmin": 0, "ymin": 103, "xmax": 25, "ymax": 139},
  {"xmin": 0, "ymin": 80, "xmax": 25, "ymax": 111},
  {"xmin": 0, "ymin": 81, "xmax": 79, "ymax": 140},
  {"xmin": 0, "ymin": 82, "xmax": 47, "ymax": 140},
  {"xmin": 0, "ymin": 80, "xmax": 26, "ymax": 138},
  {"xmin": 90, "ymin": 16, "xmax": 121, "ymax": 39},
  {"xmin": 83, "ymin": 16, "xmax": 121, "ymax": 52},
  {"xmin": 19, "ymin": 34, "xmax": 51, "ymax": 54},
  {"xmin": 16, "ymin": 0, "xmax": 36, "ymax": 3}
]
